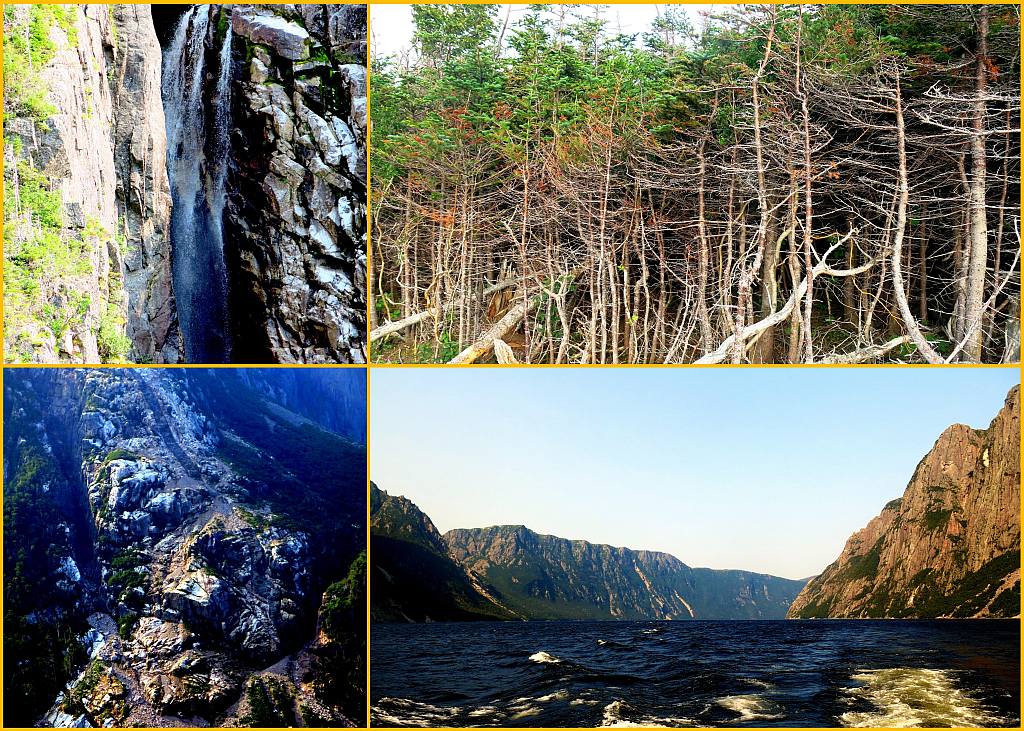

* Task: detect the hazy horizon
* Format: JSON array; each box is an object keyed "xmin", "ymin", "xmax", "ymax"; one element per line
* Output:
[{"xmin": 371, "ymin": 368, "xmax": 1018, "ymax": 580}]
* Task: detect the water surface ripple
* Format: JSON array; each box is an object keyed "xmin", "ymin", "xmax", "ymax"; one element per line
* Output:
[{"xmin": 371, "ymin": 620, "xmax": 1019, "ymax": 727}]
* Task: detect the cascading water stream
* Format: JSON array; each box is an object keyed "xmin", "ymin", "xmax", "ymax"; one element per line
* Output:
[{"xmin": 162, "ymin": 6, "xmax": 234, "ymax": 363}]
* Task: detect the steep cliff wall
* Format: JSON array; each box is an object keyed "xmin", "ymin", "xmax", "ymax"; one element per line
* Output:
[
  {"xmin": 3, "ymin": 369, "xmax": 366, "ymax": 725},
  {"xmin": 788, "ymin": 386, "xmax": 1020, "ymax": 618},
  {"xmin": 111, "ymin": 6, "xmax": 180, "ymax": 362},
  {"xmin": 225, "ymin": 5, "xmax": 367, "ymax": 363},
  {"xmin": 3, "ymin": 5, "xmax": 180, "ymax": 363},
  {"xmin": 370, "ymin": 484, "xmax": 516, "ymax": 622}
]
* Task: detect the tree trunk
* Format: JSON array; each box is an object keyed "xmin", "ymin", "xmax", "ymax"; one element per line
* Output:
[
  {"xmin": 891, "ymin": 75, "xmax": 943, "ymax": 364},
  {"xmin": 964, "ymin": 6, "xmax": 990, "ymax": 361}
]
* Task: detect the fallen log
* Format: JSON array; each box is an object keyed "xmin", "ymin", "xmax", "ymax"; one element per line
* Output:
[
  {"xmin": 368, "ymin": 308, "xmax": 438, "ymax": 343},
  {"xmin": 693, "ymin": 237, "xmax": 873, "ymax": 364},
  {"xmin": 816, "ymin": 335, "xmax": 911, "ymax": 364},
  {"xmin": 368, "ymin": 278, "xmax": 522, "ymax": 344},
  {"xmin": 493, "ymin": 338, "xmax": 520, "ymax": 364},
  {"xmin": 449, "ymin": 299, "xmax": 534, "ymax": 364}
]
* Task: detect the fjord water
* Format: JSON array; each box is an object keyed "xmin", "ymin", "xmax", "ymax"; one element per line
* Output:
[{"xmin": 371, "ymin": 620, "xmax": 1019, "ymax": 728}]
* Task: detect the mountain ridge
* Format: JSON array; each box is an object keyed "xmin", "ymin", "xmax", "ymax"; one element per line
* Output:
[{"xmin": 371, "ymin": 488, "xmax": 806, "ymax": 622}]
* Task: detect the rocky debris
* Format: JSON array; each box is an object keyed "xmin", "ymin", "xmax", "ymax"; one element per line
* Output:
[
  {"xmin": 225, "ymin": 5, "xmax": 366, "ymax": 363},
  {"xmin": 53, "ymin": 659, "xmax": 130, "ymax": 728},
  {"xmin": 159, "ymin": 511, "xmax": 310, "ymax": 663},
  {"xmin": 789, "ymin": 386, "xmax": 1021, "ymax": 618}
]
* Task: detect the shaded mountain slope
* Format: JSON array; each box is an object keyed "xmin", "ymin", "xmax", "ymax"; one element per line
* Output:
[
  {"xmin": 3, "ymin": 369, "xmax": 366, "ymax": 726},
  {"xmin": 370, "ymin": 485, "xmax": 515, "ymax": 622}
]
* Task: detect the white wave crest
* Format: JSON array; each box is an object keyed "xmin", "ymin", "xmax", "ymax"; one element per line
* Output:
[
  {"xmin": 371, "ymin": 697, "xmax": 461, "ymax": 726},
  {"xmin": 529, "ymin": 650, "xmax": 563, "ymax": 664},
  {"xmin": 601, "ymin": 699, "xmax": 696, "ymax": 727}
]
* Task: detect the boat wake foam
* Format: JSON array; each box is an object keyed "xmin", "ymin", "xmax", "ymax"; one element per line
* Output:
[
  {"xmin": 839, "ymin": 667, "xmax": 1005, "ymax": 728},
  {"xmin": 716, "ymin": 694, "xmax": 785, "ymax": 721},
  {"xmin": 601, "ymin": 699, "xmax": 696, "ymax": 727}
]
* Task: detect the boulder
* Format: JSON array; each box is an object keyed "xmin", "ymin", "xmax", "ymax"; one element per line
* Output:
[{"xmin": 232, "ymin": 11, "xmax": 310, "ymax": 61}]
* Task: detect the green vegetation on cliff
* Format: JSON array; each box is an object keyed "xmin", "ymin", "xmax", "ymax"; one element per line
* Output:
[
  {"xmin": 3, "ymin": 6, "xmax": 129, "ymax": 363},
  {"xmin": 311, "ymin": 551, "xmax": 368, "ymax": 722}
]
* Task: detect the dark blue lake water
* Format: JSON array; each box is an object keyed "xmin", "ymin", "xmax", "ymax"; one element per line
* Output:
[{"xmin": 371, "ymin": 620, "xmax": 1019, "ymax": 727}]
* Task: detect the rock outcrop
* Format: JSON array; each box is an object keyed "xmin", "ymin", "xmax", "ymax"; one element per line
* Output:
[
  {"xmin": 224, "ymin": 5, "xmax": 367, "ymax": 363},
  {"xmin": 3, "ymin": 5, "xmax": 181, "ymax": 363},
  {"xmin": 788, "ymin": 386, "xmax": 1020, "ymax": 618},
  {"xmin": 3, "ymin": 369, "xmax": 366, "ymax": 726}
]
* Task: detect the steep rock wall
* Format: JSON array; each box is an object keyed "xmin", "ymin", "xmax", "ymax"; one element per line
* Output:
[
  {"xmin": 225, "ymin": 5, "xmax": 367, "ymax": 363},
  {"xmin": 3, "ymin": 5, "xmax": 180, "ymax": 363},
  {"xmin": 788, "ymin": 386, "xmax": 1020, "ymax": 618},
  {"xmin": 111, "ymin": 6, "xmax": 181, "ymax": 362},
  {"xmin": 370, "ymin": 484, "xmax": 517, "ymax": 622}
]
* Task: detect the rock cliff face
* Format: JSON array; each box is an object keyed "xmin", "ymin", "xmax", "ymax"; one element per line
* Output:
[
  {"xmin": 3, "ymin": 4, "xmax": 366, "ymax": 364},
  {"xmin": 3, "ymin": 5, "xmax": 181, "ymax": 363},
  {"xmin": 788, "ymin": 386, "xmax": 1020, "ymax": 619},
  {"xmin": 223, "ymin": 4, "xmax": 367, "ymax": 363},
  {"xmin": 370, "ymin": 484, "xmax": 516, "ymax": 622},
  {"xmin": 3, "ymin": 369, "xmax": 366, "ymax": 726},
  {"xmin": 445, "ymin": 525, "xmax": 806, "ymax": 621},
  {"xmin": 111, "ymin": 5, "xmax": 180, "ymax": 363}
]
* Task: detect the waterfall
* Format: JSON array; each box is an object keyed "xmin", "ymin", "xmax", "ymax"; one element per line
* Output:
[
  {"xmin": 162, "ymin": 6, "xmax": 234, "ymax": 363},
  {"xmin": 211, "ymin": 8, "xmax": 233, "ymax": 236}
]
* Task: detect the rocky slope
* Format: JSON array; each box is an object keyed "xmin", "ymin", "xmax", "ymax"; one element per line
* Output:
[
  {"xmin": 3, "ymin": 5, "xmax": 180, "ymax": 363},
  {"xmin": 3, "ymin": 4, "xmax": 366, "ymax": 364},
  {"xmin": 788, "ymin": 386, "xmax": 1020, "ymax": 619},
  {"xmin": 446, "ymin": 526, "xmax": 806, "ymax": 620},
  {"xmin": 370, "ymin": 484, "xmax": 516, "ymax": 622},
  {"xmin": 3, "ymin": 369, "xmax": 366, "ymax": 726}
]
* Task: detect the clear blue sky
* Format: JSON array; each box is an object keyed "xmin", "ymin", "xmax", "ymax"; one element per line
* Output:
[{"xmin": 370, "ymin": 368, "xmax": 1018, "ymax": 579}]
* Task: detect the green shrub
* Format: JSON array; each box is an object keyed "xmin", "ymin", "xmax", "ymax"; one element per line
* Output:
[
  {"xmin": 923, "ymin": 508, "xmax": 952, "ymax": 531},
  {"xmin": 117, "ymin": 612, "xmax": 138, "ymax": 640},
  {"xmin": 98, "ymin": 303, "xmax": 131, "ymax": 362}
]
